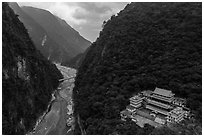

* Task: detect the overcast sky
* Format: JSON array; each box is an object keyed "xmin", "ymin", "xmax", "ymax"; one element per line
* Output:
[{"xmin": 18, "ymin": 2, "xmax": 128, "ymax": 42}]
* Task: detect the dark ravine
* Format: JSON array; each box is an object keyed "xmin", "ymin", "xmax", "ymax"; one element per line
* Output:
[
  {"xmin": 73, "ymin": 2, "xmax": 201, "ymax": 135},
  {"xmin": 2, "ymin": 3, "xmax": 62, "ymax": 134}
]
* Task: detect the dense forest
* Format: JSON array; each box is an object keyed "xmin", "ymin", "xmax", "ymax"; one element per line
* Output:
[
  {"xmin": 73, "ymin": 2, "xmax": 202, "ymax": 134},
  {"xmin": 2, "ymin": 3, "xmax": 63, "ymax": 134}
]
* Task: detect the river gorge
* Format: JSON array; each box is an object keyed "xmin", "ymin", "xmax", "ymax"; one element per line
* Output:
[{"xmin": 29, "ymin": 64, "xmax": 76, "ymax": 135}]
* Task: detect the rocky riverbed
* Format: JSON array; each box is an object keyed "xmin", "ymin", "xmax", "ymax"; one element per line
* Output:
[{"xmin": 29, "ymin": 64, "xmax": 76, "ymax": 135}]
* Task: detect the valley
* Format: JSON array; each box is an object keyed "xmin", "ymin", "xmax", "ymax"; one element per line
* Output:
[
  {"xmin": 3, "ymin": 2, "xmax": 202, "ymax": 135},
  {"xmin": 30, "ymin": 64, "xmax": 76, "ymax": 135}
]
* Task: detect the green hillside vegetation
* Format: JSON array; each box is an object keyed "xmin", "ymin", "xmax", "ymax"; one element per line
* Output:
[
  {"xmin": 73, "ymin": 2, "xmax": 202, "ymax": 135},
  {"xmin": 2, "ymin": 3, "xmax": 63, "ymax": 134}
]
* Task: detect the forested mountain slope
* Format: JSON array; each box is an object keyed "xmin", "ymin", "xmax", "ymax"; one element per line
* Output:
[
  {"xmin": 73, "ymin": 2, "xmax": 202, "ymax": 135},
  {"xmin": 62, "ymin": 46, "xmax": 91, "ymax": 69},
  {"xmin": 9, "ymin": 3, "xmax": 91, "ymax": 63},
  {"xmin": 21, "ymin": 5, "xmax": 91, "ymax": 62},
  {"xmin": 2, "ymin": 3, "xmax": 63, "ymax": 134},
  {"xmin": 9, "ymin": 2, "xmax": 64, "ymax": 63}
]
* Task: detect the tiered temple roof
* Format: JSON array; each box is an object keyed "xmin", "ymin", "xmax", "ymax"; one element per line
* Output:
[
  {"xmin": 129, "ymin": 95, "xmax": 144, "ymax": 108},
  {"xmin": 130, "ymin": 95, "xmax": 145, "ymax": 101},
  {"xmin": 153, "ymin": 87, "xmax": 175, "ymax": 97},
  {"xmin": 147, "ymin": 99, "xmax": 172, "ymax": 109}
]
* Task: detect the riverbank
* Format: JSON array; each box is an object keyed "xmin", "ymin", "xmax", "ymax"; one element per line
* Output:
[{"xmin": 29, "ymin": 64, "xmax": 76, "ymax": 135}]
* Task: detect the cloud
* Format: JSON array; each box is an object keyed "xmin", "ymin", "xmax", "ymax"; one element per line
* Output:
[
  {"xmin": 48, "ymin": 3, "xmax": 88, "ymax": 25},
  {"xmin": 18, "ymin": 2, "xmax": 128, "ymax": 42},
  {"xmin": 18, "ymin": 2, "xmax": 55, "ymax": 10},
  {"xmin": 75, "ymin": 2, "xmax": 112, "ymax": 14}
]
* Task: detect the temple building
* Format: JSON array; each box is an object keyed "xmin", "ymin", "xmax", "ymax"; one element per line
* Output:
[
  {"xmin": 120, "ymin": 87, "xmax": 190, "ymax": 126},
  {"xmin": 129, "ymin": 95, "xmax": 144, "ymax": 109},
  {"xmin": 126, "ymin": 105, "xmax": 137, "ymax": 112},
  {"xmin": 120, "ymin": 109, "xmax": 132, "ymax": 121},
  {"xmin": 172, "ymin": 97, "xmax": 186, "ymax": 107},
  {"xmin": 150, "ymin": 87, "xmax": 175, "ymax": 103},
  {"xmin": 167, "ymin": 107, "xmax": 186, "ymax": 123},
  {"xmin": 144, "ymin": 88, "xmax": 174, "ymax": 115}
]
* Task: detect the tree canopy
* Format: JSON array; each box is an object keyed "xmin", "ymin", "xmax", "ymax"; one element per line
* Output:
[{"xmin": 73, "ymin": 2, "xmax": 201, "ymax": 135}]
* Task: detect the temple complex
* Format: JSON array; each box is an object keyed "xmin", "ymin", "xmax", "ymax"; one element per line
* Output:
[{"xmin": 120, "ymin": 87, "xmax": 190, "ymax": 127}]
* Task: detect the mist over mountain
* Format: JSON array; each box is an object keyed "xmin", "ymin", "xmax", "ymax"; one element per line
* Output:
[
  {"xmin": 9, "ymin": 2, "xmax": 91, "ymax": 63},
  {"xmin": 2, "ymin": 2, "xmax": 63, "ymax": 134},
  {"xmin": 73, "ymin": 2, "xmax": 202, "ymax": 135}
]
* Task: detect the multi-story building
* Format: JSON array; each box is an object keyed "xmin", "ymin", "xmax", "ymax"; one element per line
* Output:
[
  {"xmin": 120, "ymin": 87, "xmax": 190, "ymax": 125},
  {"xmin": 129, "ymin": 95, "xmax": 144, "ymax": 109},
  {"xmin": 148, "ymin": 87, "xmax": 175, "ymax": 104},
  {"xmin": 145, "ymin": 88, "xmax": 174, "ymax": 115},
  {"xmin": 120, "ymin": 95, "xmax": 144, "ymax": 122},
  {"xmin": 167, "ymin": 107, "xmax": 186, "ymax": 123}
]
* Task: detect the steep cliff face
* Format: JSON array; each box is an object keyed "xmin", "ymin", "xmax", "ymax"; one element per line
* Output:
[
  {"xmin": 9, "ymin": 3, "xmax": 91, "ymax": 63},
  {"xmin": 2, "ymin": 3, "xmax": 63, "ymax": 134},
  {"xmin": 73, "ymin": 3, "xmax": 201, "ymax": 135}
]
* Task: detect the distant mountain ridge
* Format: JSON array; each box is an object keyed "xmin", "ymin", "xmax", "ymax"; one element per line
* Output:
[
  {"xmin": 9, "ymin": 3, "xmax": 91, "ymax": 63},
  {"xmin": 9, "ymin": 3, "xmax": 63, "ymax": 62}
]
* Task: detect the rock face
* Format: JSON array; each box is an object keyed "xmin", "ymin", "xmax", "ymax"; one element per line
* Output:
[
  {"xmin": 9, "ymin": 2, "xmax": 91, "ymax": 63},
  {"xmin": 73, "ymin": 3, "xmax": 202, "ymax": 135},
  {"xmin": 2, "ymin": 3, "xmax": 63, "ymax": 134}
]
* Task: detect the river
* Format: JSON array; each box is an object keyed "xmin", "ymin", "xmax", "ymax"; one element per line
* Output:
[{"xmin": 29, "ymin": 64, "xmax": 76, "ymax": 135}]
